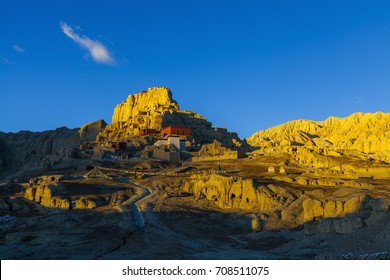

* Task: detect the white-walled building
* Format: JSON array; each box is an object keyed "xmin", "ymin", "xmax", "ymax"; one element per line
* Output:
[{"xmin": 154, "ymin": 136, "xmax": 186, "ymax": 151}]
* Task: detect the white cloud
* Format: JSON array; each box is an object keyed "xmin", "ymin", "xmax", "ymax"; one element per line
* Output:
[
  {"xmin": 1, "ymin": 58, "xmax": 10, "ymax": 64},
  {"xmin": 340, "ymin": 96, "xmax": 364, "ymax": 107},
  {"xmin": 13, "ymin": 45, "xmax": 25, "ymax": 54},
  {"xmin": 60, "ymin": 22, "xmax": 115, "ymax": 65}
]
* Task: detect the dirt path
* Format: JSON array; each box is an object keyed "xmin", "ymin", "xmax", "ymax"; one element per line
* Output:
[
  {"xmin": 94, "ymin": 179, "xmax": 152, "ymax": 259},
  {"xmin": 127, "ymin": 180, "xmax": 151, "ymax": 228}
]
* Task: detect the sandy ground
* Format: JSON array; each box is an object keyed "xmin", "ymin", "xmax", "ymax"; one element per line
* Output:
[
  {"xmin": 100, "ymin": 175, "xmax": 390, "ymax": 259},
  {"xmin": 1, "ymin": 159, "xmax": 390, "ymax": 259}
]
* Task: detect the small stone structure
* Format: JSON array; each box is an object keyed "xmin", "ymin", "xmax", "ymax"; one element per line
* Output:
[
  {"xmin": 153, "ymin": 149, "xmax": 181, "ymax": 163},
  {"xmin": 192, "ymin": 151, "xmax": 238, "ymax": 162},
  {"xmin": 209, "ymin": 163, "xmax": 226, "ymax": 174},
  {"xmin": 84, "ymin": 167, "xmax": 111, "ymax": 179}
]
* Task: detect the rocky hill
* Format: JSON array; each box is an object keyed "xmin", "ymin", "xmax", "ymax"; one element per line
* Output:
[
  {"xmin": 2, "ymin": 88, "xmax": 389, "ymax": 179},
  {"xmin": 247, "ymin": 112, "xmax": 390, "ymax": 164},
  {"xmin": 0, "ymin": 127, "xmax": 79, "ymax": 178},
  {"xmin": 98, "ymin": 87, "xmax": 243, "ymax": 149},
  {"xmin": 78, "ymin": 120, "xmax": 107, "ymax": 143},
  {"xmin": 0, "ymin": 121, "xmax": 107, "ymax": 180},
  {"xmin": 0, "ymin": 86, "xmax": 244, "ymax": 179}
]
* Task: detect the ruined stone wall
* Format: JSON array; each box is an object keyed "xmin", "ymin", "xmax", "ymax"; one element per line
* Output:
[{"xmin": 192, "ymin": 151, "xmax": 239, "ymax": 162}]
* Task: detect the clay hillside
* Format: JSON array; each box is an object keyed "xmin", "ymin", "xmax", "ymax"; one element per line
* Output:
[
  {"xmin": 0, "ymin": 87, "xmax": 244, "ymax": 180},
  {"xmin": 1, "ymin": 87, "xmax": 390, "ymax": 182},
  {"xmin": 246, "ymin": 112, "xmax": 390, "ymax": 175},
  {"xmin": 1, "ymin": 85, "xmax": 390, "ymax": 260},
  {"xmin": 98, "ymin": 86, "xmax": 243, "ymax": 149},
  {"xmin": 247, "ymin": 112, "xmax": 390, "ymax": 154}
]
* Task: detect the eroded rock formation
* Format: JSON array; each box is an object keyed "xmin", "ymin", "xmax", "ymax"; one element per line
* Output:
[
  {"xmin": 98, "ymin": 87, "xmax": 243, "ymax": 149},
  {"xmin": 25, "ymin": 175, "xmax": 72, "ymax": 209},
  {"xmin": 247, "ymin": 112, "xmax": 390, "ymax": 172},
  {"xmin": 183, "ymin": 173, "xmax": 386, "ymax": 232},
  {"xmin": 197, "ymin": 140, "xmax": 234, "ymax": 157},
  {"xmin": 78, "ymin": 120, "xmax": 107, "ymax": 143},
  {"xmin": 24, "ymin": 175, "xmax": 134, "ymax": 210},
  {"xmin": 248, "ymin": 112, "xmax": 390, "ymax": 154},
  {"xmin": 183, "ymin": 173, "xmax": 297, "ymax": 211},
  {"xmin": 0, "ymin": 119, "xmax": 110, "ymax": 179},
  {"xmin": 0, "ymin": 127, "xmax": 80, "ymax": 179}
]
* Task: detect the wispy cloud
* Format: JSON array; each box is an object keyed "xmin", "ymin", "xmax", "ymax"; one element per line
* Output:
[
  {"xmin": 1, "ymin": 58, "xmax": 10, "ymax": 64},
  {"xmin": 60, "ymin": 22, "xmax": 115, "ymax": 65},
  {"xmin": 13, "ymin": 45, "xmax": 25, "ymax": 54},
  {"xmin": 340, "ymin": 96, "xmax": 364, "ymax": 107}
]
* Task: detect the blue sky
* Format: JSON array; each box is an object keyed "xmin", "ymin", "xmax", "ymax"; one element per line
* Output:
[{"xmin": 1, "ymin": 0, "xmax": 390, "ymax": 138}]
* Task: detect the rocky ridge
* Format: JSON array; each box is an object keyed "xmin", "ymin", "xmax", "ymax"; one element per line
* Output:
[
  {"xmin": 98, "ymin": 87, "xmax": 243, "ymax": 149},
  {"xmin": 78, "ymin": 120, "xmax": 107, "ymax": 143},
  {"xmin": 247, "ymin": 112, "xmax": 390, "ymax": 154},
  {"xmin": 0, "ymin": 127, "xmax": 80, "ymax": 179},
  {"xmin": 247, "ymin": 112, "xmax": 390, "ymax": 169},
  {"xmin": 0, "ymin": 121, "xmax": 108, "ymax": 180}
]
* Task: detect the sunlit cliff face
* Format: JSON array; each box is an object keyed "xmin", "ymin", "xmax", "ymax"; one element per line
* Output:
[
  {"xmin": 97, "ymin": 86, "xmax": 243, "ymax": 148},
  {"xmin": 183, "ymin": 173, "xmax": 379, "ymax": 229},
  {"xmin": 247, "ymin": 112, "xmax": 390, "ymax": 157}
]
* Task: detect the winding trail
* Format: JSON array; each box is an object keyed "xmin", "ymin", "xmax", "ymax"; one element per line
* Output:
[
  {"xmin": 95, "ymin": 167, "xmax": 153, "ymax": 227},
  {"xmin": 94, "ymin": 175, "xmax": 152, "ymax": 259},
  {"xmin": 127, "ymin": 180, "xmax": 151, "ymax": 228}
]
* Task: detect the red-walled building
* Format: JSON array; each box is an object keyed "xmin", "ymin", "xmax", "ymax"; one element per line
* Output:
[{"xmin": 161, "ymin": 125, "xmax": 191, "ymax": 136}]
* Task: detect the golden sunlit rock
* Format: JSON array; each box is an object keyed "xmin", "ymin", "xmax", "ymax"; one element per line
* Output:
[
  {"xmin": 1, "ymin": 87, "xmax": 390, "ymax": 260},
  {"xmin": 247, "ymin": 112, "xmax": 390, "ymax": 164},
  {"xmin": 97, "ymin": 86, "xmax": 243, "ymax": 149}
]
